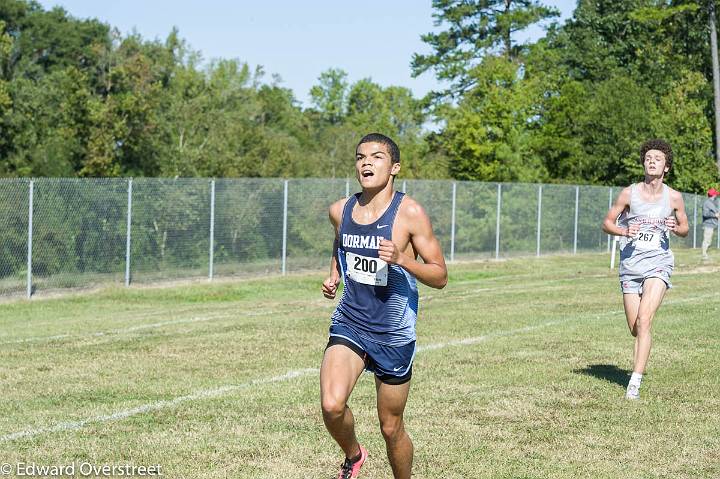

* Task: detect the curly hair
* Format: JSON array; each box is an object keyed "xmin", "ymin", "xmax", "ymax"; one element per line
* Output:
[{"xmin": 639, "ymin": 139, "xmax": 673, "ymax": 171}]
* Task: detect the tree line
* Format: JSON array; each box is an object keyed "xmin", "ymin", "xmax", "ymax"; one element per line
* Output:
[{"xmin": 1, "ymin": 0, "xmax": 719, "ymax": 192}]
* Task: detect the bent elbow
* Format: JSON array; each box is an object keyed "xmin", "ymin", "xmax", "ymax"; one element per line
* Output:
[
  {"xmin": 435, "ymin": 274, "xmax": 448, "ymax": 289},
  {"xmin": 601, "ymin": 220, "xmax": 613, "ymax": 234}
]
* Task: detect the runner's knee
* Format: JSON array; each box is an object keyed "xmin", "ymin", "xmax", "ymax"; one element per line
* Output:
[
  {"xmin": 635, "ymin": 314, "xmax": 652, "ymax": 333},
  {"xmin": 321, "ymin": 393, "xmax": 347, "ymax": 419},
  {"xmin": 379, "ymin": 415, "xmax": 404, "ymax": 442}
]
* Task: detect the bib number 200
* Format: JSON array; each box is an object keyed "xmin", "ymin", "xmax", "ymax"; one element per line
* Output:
[
  {"xmin": 346, "ymin": 251, "xmax": 388, "ymax": 286},
  {"xmin": 353, "ymin": 256, "xmax": 378, "ymax": 273}
]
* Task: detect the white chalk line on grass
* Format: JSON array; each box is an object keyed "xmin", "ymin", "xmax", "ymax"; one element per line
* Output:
[
  {"xmin": 1, "ymin": 291, "xmax": 717, "ymax": 443},
  {"xmin": 0, "ymin": 306, "xmax": 238, "ymax": 344},
  {"xmin": 0, "ymin": 268, "xmax": 620, "ymax": 346},
  {"xmin": 2, "ymin": 316, "xmax": 570, "ymax": 444},
  {"xmin": 0, "ymin": 368, "xmax": 318, "ymax": 443},
  {"xmin": 6, "ymin": 263, "xmax": 710, "ymax": 347},
  {"xmin": 423, "ymin": 274, "xmax": 609, "ymax": 301},
  {"xmin": 424, "ymin": 282, "xmax": 579, "ymax": 303},
  {"xmin": 417, "ymin": 319, "xmax": 570, "ymax": 353},
  {"xmin": 3, "ymin": 264, "xmax": 716, "ymax": 345},
  {"xmin": 0, "ymin": 276, "xmax": 600, "ymax": 347},
  {"xmin": 0, "ymin": 313, "xmax": 235, "ymax": 346},
  {"xmin": 419, "ymin": 290, "xmax": 719, "ymax": 352},
  {"xmin": 0, "ymin": 304, "xmax": 226, "ymax": 333},
  {"xmin": 0, "ymin": 302, "xmax": 334, "ymax": 346},
  {"xmin": 4, "ymin": 278, "xmax": 594, "ymax": 346}
]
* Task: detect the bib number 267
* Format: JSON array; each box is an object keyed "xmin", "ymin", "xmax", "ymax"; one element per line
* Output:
[{"xmin": 634, "ymin": 231, "xmax": 661, "ymax": 250}]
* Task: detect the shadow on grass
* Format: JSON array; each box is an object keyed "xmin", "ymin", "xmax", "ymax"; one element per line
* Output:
[{"xmin": 574, "ymin": 364, "xmax": 630, "ymax": 387}]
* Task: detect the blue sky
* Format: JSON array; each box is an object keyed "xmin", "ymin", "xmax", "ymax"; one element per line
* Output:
[{"xmin": 37, "ymin": 1, "xmax": 577, "ymax": 106}]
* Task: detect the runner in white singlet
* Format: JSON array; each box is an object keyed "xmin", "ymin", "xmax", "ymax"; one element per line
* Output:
[{"xmin": 602, "ymin": 139, "xmax": 689, "ymax": 400}]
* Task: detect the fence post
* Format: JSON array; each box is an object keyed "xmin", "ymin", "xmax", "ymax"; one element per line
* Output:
[
  {"xmin": 282, "ymin": 180, "xmax": 288, "ymax": 275},
  {"xmin": 345, "ymin": 179, "xmax": 350, "ymax": 198},
  {"xmin": 402, "ymin": 180, "xmax": 407, "ymax": 194},
  {"xmin": 450, "ymin": 182, "xmax": 456, "ymax": 262},
  {"xmin": 125, "ymin": 178, "xmax": 133, "ymax": 287},
  {"xmin": 607, "ymin": 187, "xmax": 613, "ymax": 252},
  {"xmin": 26, "ymin": 180, "xmax": 34, "ymax": 299},
  {"xmin": 495, "ymin": 183, "xmax": 502, "ymax": 259},
  {"xmin": 693, "ymin": 195, "xmax": 697, "ymax": 248},
  {"xmin": 717, "ymin": 220, "xmax": 719, "ymax": 249},
  {"xmin": 536, "ymin": 184, "xmax": 542, "ymax": 257},
  {"xmin": 209, "ymin": 179, "xmax": 215, "ymax": 281},
  {"xmin": 573, "ymin": 185, "xmax": 579, "ymax": 254}
]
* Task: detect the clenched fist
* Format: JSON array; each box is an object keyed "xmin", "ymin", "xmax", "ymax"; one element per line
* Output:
[{"xmin": 322, "ymin": 274, "xmax": 340, "ymax": 299}]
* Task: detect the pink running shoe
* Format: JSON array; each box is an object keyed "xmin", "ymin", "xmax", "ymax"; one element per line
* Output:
[{"xmin": 337, "ymin": 445, "xmax": 368, "ymax": 479}]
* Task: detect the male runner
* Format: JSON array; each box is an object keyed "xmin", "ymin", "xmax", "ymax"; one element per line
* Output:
[
  {"xmin": 320, "ymin": 133, "xmax": 447, "ymax": 478},
  {"xmin": 602, "ymin": 139, "xmax": 689, "ymax": 400},
  {"xmin": 701, "ymin": 187, "xmax": 720, "ymax": 260}
]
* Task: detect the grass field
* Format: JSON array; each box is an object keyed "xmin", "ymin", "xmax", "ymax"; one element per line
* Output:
[{"xmin": 1, "ymin": 249, "xmax": 719, "ymax": 478}]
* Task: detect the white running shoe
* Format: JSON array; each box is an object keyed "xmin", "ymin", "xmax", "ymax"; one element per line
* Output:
[{"xmin": 625, "ymin": 383, "xmax": 640, "ymax": 400}]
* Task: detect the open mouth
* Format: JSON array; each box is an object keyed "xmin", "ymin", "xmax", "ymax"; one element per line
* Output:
[{"xmin": 361, "ymin": 170, "xmax": 374, "ymax": 178}]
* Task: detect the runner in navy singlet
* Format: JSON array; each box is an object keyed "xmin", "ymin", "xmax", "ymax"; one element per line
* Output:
[
  {"xmin": 602, "ymin": 139, "xmax": 689, "ymax": 400},
  {"xmin": 320, "ymin": 133, "xmax": 447, "ymax": 479}
]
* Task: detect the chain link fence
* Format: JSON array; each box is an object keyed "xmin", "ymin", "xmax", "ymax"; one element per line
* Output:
[{"xmin": 0, "ymin": 178, "xmax": 711, "ymax": 298}]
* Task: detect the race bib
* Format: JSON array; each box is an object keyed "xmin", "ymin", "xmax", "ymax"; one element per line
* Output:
[
  {"xmin": 346, "ymin": 251, "xmax": 388, "ymax": 286},
  {"xmin": 633, "ymin": 231, "xmax": 661, "ymax": 250}
]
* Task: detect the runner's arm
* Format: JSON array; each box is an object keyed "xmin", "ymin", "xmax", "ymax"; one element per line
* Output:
[
  {"xmin": 378, "ymin": 200, "xmax": 447, "ymax": 289},
  {"xmin": 602, "ymin": 187, "xmax": 634, "ymax": 237},
  {"xmin": 667, "ymin": 190, "xmax": 689, "ymax": 237},
  {"xmin": 322, "ymin": 200, "xmax": 345, "ymax": 299}
]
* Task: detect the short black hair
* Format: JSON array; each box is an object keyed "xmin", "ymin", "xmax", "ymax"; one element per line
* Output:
[
  {"xmin": 639, "ymin": 139, "xmax": 673, "ymax": 171},
  {"xmin": 356, "ymin": 133, "xmax": 400, "ymax": 164}
]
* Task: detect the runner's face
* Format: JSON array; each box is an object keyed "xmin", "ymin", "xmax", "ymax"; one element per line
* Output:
[
  {"xmin": 643, "ymin": 149, "xmax": 668, "ymax": 177},
  {"xmin": 355, "ymin": 142, "xmax": 399, "ymax": 189}
]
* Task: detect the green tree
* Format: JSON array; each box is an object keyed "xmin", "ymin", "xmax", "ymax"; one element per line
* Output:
[
  {"xmin": 412, "ymin": 0, "xmax": 558, "ymax": 97},
  {"xmin": 530, "ymin": 0, "xmax": 717, "ymax": 189},
  {"xmin": 80, "ymin": 32, "xmax": 168, "ymax": 177},
  {"xmin": 543, "ymin": 0, "xmax": 706, "ymax": 93},
  {"xmin": 532, "ymin": 75, "xmax": 656, "ymax": 185},
  {"xmin": 0, "ymin": 20, "xmax": 13, "ymax": 134},
  {"xmin": 0, "ymin": 1, "xmax": 110, "ymax": 81},
  {"xmin": 309, "ymin": 68, "xmax": 348, "ymax": 125},
  {"xmin": 652, "ymin": 71, "xmax": 716, "ymax": 192},
  {"xmin": 440, "ymin": 57, "xmax": 546, "ymax": 182},
  {"xmin": 0, "ymin": 0, "xmax": 449, "ymax": 180},
  {"xmin": 1, "ymin": 68, "xmax": 91, "ymax": 177},
  {"xmin": 309, "ymin": 76, "xmax": 446, "ymax": 179}
]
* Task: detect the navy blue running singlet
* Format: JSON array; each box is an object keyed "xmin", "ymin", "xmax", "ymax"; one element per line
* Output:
[{"xmin": 331, "ymin": 191, "xmax": 419, "ymax": 346}]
